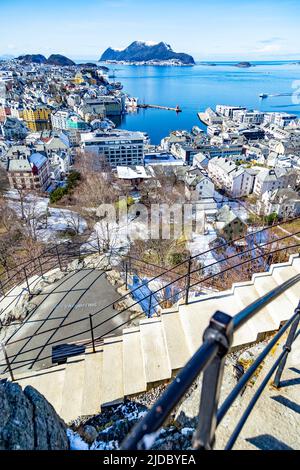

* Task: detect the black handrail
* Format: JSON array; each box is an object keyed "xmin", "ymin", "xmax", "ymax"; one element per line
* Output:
[
  {"xmin": 1, "ymin": 217, "xmax": 298, "ymax": 342},
  {"xmin": 121, "ymin": 278, "xmax": 300, "ymax": 450},
  {"xmin": 2, "ymin": 241, "xmax": 300, "ymax": 372},
  {"xmin": 216, "ymin": 310, "xmax": 299, "ymax": 425},
  {"xmin": 1, "ymin": 215, "xmax": 299, "ymax": 297}
]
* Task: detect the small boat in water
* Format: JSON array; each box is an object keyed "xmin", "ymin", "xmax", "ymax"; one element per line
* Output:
[{"xmin": 259, "ymin": 93, "xmax": 268, "ymax": 99}]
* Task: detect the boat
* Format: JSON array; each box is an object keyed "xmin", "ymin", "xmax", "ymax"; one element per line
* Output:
[
  {"xmin": 125, "ymin": 96, "xmax": 139, "ymax": 108},
  {"xmin": 259, "ymin": 93, "xmax": 268, "ymax": 99}
]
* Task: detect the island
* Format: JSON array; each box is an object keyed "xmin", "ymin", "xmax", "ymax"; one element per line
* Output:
[
  {"xmin": 100, "ymin": 41, "xmax": 195, "ymax": 65},
  {"xmin": 235, "ymin": 61, "xmax": 252, "ymax": 68},
  {"xmin": 16, "ymin": 54, "xmax": 47, "ymax": 64},
  {"xmin": 47, "ymin": 54, "xmax": 76, "ymax": 66},
  {"xmin": 16, "ymin": 54, "xmax": 75, "ymax": 67}
]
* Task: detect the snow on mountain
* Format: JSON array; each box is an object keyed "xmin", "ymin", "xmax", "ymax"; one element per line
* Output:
[{"xmin": 100, "ymin": 41, "xmax": 195, "ymax": 64}]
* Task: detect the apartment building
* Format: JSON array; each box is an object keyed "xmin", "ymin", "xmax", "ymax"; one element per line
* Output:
[
  {"xmin": 208, "ymin": 157, "xmax": 256, "ymax": 197},
  {"xmin": 81, "ymin": 130, "xmax": 145, "ymax": 167},
  {"xmin": 7, "ymin": 152, "xmax": 50, "ymax": 191},
  {"xmin": 216, "ymin": 105, "xmax": 247, "ymax": 119},
  {"xmin": 253, "ymin": 168, "xmax": 298, "ymax": 196},
  {"xmin": 257, "ymin": 188, "xmax": 300, "ymax": 218},
  {"xmin": 23, "ymin": 105, "xmax": 52, "ymax": 131}
]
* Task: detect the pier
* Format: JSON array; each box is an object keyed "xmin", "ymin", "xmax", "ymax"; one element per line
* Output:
[
  {"xmin": 197, "ymin": 112, "xmax": 209, "ymax": 125},
  {"xmin": 137, "ymin": 103, "xmax": 182, "ymax": 112}
]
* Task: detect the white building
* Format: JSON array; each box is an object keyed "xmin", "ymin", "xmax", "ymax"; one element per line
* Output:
[
  {"xmin": 273, "ymin": 113, "xmax": 298, "ymax": 128},
  {"xmin": 81, "ymin": 130, "xmax": 146, "ymax": 167},
  {"xmin": 253, "ymin": 168, "xmax": 298, "ymax": 196},
  {"xmin": 208, "ymin": 157, "xmax": 256, "ymax": 197},
  {"xmin": 257, "ymin": 188, "xmax": 300, "ymax": 218},
  {"xmin": 216, "ymin": 105, "xmax": 247, "ymax": 119}
]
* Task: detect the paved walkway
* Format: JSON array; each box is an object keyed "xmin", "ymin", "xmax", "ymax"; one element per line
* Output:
[{"xmin": 1, "ymin": 269, "xmax": 128, "ymax": 374}]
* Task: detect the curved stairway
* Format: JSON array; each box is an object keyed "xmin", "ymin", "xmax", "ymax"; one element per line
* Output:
[{"xmin": 2, "ymin": 254, "xmax": 300, "ymax": 424}]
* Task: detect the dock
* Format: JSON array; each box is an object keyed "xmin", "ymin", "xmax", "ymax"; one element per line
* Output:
[
  {"xmin": 137, "ymin": 104, "xmax": 182, "ymax": 112},
  {"xmin": 197, "ymin": 112, "xmax": 209, "ymax": 125}
]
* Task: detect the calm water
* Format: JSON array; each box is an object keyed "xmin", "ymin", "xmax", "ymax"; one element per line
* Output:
[{"xmin": 99, "ymin": 61, "xmax": 300, "ymax": 144}]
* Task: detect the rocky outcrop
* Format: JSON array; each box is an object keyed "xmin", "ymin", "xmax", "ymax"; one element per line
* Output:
[
  {"xmin": 235, "ymin": 61, "xmax": 252, "ymax": 68},
  {"xmin": 16, "ymin": 53, "xmax": 75, "ymax": 66},
  {"xmin": 100, "ymin": 41, "xmax": 195, "ymax": 65},
  {"xmin": 47, "ymin": 54, "xmax": 76, "ymax": 67},
  {"xmin": 16, "ymin": 54, "xmax": 47, "ymax": 64},
  {"xmin": 0, "ymin": 380, "xmax": 69, "ymax": 450}
]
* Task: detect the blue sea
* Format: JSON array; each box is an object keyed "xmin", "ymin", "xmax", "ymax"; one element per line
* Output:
[{"xmin": 97, "ymin": 61, "xmax": 300, "ymax": 144}]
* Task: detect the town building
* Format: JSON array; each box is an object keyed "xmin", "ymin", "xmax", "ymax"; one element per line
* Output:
[
  {"xmin": 23, "ymin": 104, "xmax": 52, "ymax": 131},
  {"xmin": 81, "ymin": 130, "xmax": 146, "ymax": 167},
  {"xmin": 208, "ymin": 157, "xmax": 256, "ymax": 197},
  {"xmin": 7, "ymin": 152, "xmax": 51, "ymax": 191},
  {"xmin": 257, "ymin": 188, "xmax": 300, "ymax": 218},
  {"xmin": 213, "ymin": 205, "xmax": 247, "ymax": 241},
  {"xmin": 253, "ymin": 168, "xmax": 298, "ymax": 196}
]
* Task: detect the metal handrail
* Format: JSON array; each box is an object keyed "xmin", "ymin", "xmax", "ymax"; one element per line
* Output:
[
  {"xmin": 216, "ymin": 310, "xmax": 299, "ymax": 425},
  {"xmin": 121, "ymin": 278, "xmax": 300, "ymax": 450},
  {"xmin": 1, "ymin": 215, "xmax": 299, "ymax": 297},
  {"xmin": 5, "ymin": 236, "xmax": 298, "ymax": 349},
  {"xmin": 1, "ymin": 240, "xmax": 299, "ymax": 372}
]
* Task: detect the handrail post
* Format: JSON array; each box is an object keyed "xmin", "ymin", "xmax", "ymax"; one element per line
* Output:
[
  {"xmin": 23, "ymin": 267, "xmax": 31, "ymax": 295},
  {"xmin": 2, "ymin": 343, "xmax": 14, "ymax": 382},
  {"xmin": 56, "ymin": 246, "xmax": 62, "ymax": 271},
  {"xmin": 97, "ymin": 234, "xmax": 101, "ymax": 255},
  {"xmin": 192, "ymin": 311, "xmax": 234, "ymax": 450},
  {"xmin": 148, "ymin": 293, "xmax": 152, "ymax": 318},
  {"xmin": 273, "ymin": 302, "xmax": 300, "ymax": 388},
  {"xmin": 38, "ymin": 256, "xmax": 43, "ymax": 277},
  {"xmin": 185, "ymin": 256, "xmax": 192, "ymax": 305},
  {"xmin": 89, "ymin": 314, "xmax": 96, "ymax": 353},
  {"xmin": 125, "ymin": 263, "xmax": 128, "ymax": 290}
]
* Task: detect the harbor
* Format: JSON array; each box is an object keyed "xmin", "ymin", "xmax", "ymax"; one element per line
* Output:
[{"xmin": 137, "ymin": 103, "xmax": 182, "ymax": 112}]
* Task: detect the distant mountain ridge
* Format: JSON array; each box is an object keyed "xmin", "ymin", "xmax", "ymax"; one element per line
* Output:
[
  {"xmin": 16, "ymin": 54, "xmax": 76, "ymax": 66},
  {"xmin": 100, "ymin": 41, "xmax": 195, "ymax": 64}
]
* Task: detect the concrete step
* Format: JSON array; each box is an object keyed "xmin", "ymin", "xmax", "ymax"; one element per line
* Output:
[
  {"xmin": 234, "ymin": 284, "xmax": 279, "ymax": 333},
  {"xmin": 139, "ymin": 317, "xmax": 172, "ymax": 384},
  {"xmin": 161, "ymin": 311, "xmax": 190, "ymax": 370},
  {"xmin": 60, "ymin": 356, "xmax": 85, "ymax": 423},
  {"xmin": 253, "ymin": 274, "xmax": 295, "ymax": 324},
  {"xmin": 12, "ymin": 365, "xmax": 66, "ymax": 416},
  {"xmin": 123, "ymin": 327, "xmax": 147, "ymax": 396},
  {"xmin": 272, "ymin": 266, "xmax": 300, "ymax": 306},
  {"xmin": 179, "ymin": 295, "xmax": 258, "ymax": 353},
  {"xmin": 101, "ymin": 335, "xmax": 124, "ymax": 406},
  {"xmin": 81, "ymin": 349, "xmax": 103, "ymax": 417}
]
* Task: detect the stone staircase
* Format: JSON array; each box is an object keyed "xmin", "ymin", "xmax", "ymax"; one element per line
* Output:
[{"xmin": 3, "ymin": 254, "xmax": 300, "ymax": 424}]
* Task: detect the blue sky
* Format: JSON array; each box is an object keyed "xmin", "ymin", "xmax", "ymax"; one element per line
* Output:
[{"xmin": 1, "ymin": 0, "xmax": 300, "ymax": 60}]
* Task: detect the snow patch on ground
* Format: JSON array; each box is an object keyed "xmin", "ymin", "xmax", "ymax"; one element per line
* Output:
[
  {"xmin": 67, "ymin": 429, "xmax": 89, "ymax": 450},
  {"xmin": 5, "ymin": 190, "xmax": 87, "ymax": 243}
]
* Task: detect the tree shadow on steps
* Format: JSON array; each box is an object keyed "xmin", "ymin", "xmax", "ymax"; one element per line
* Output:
[
  {"xmin": 246, "ymin": 435, "xmax": 293, "ymax": 450},
  {"xmin": 271, "ymin": 395, "xmax": 300, "ymax": 414}
]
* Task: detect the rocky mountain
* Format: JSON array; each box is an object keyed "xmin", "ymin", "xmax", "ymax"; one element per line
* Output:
[
  {"xmin": 47, "ymin": 54, "xmax": 76, "ymax": 66},
  {"xmin": 16, "ymin": 54, "xmax": 47, "ymax": 64},
  {"xmin": 16, "ymin": 54, "xmax": 75, "ymax": 66},
  {"xmin": 100, "ymin": 41, "xmax": 195, "ymax": 65}
]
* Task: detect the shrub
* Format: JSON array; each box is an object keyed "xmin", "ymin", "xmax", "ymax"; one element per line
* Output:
[
  {"xmin": 50, "ymin": 187, "xmax": 67, "ymax": 204},
  {"xmin": 266, "ymin": 212, "xmax": 278, "ymax": 226}
]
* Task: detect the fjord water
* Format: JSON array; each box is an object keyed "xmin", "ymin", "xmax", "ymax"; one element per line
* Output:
[{"xmin": 108, "ymin": 61, "xmax": 300, "ymax": 144}]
